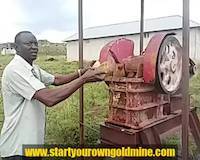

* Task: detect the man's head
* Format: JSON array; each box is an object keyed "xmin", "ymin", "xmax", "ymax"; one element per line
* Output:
[{"xmin": 15, "ymin": 31, "xmax": 38, "ymax": 65}]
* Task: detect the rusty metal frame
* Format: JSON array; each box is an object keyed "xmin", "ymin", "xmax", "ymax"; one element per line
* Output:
[
  {"xmin": 182, "ymin": 0, "xmax": 190, "ymax": 159},
  {"xmin": 77, "ymin": 1, "xmax": 191, "ymax": 159},
  {"xmin": 139, "ymin": 0, "xmax": 191, "ymax": 158},
  {"xmin": 101, "ymin": 108, "xmax": 200, "ymax": 149},
  {"xmin": 78, "ymin": 0, "xmax": 84, "ymax": 146},
  {"xmin": 140, "ymin": 0, "xmax": 144, "ymax": 54},
  {"xmin": 139, "ymin": 0, "xmax": 190, "ymax": 159}
]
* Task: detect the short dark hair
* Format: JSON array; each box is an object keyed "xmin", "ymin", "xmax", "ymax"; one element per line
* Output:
[{"xmin": 14, "ymin": 31, "xmax": 33, "ymax": 44}]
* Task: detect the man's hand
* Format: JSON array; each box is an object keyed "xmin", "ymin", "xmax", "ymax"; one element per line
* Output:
[
  {"xmin": 80, "ymin": 60, "xmax": 96, "ymax": 75},
  {"xmin": 81, "ymin": 67, "xmax": 105, "ymax": 83}
]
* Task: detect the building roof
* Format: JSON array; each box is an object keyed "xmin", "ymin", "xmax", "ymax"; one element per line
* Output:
[
  {"xmin": 0, "ymin": 42, "xmax": 15, "ymax": 50},
  {"xmin": 65, "ymin": 15, "xmax": 200, "ymax": 42}
]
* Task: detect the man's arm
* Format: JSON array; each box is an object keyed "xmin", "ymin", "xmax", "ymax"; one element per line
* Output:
[
  {"xmin": 53, "ymin": 60, "xmax": 97, "ymax": 86},
  {"xmin": 53, "ymin": 68, "xmax": 86, "ymax": 86},
  {"xmin": 34, "ymin": 76, "xmax": 86, "ymax": 107},
  {"xmin": 33, "ymin": 68, "xmax": 104, "ymax": 107}
]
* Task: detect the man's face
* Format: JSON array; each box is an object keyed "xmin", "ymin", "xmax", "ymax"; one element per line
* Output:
[{"xmin": 16, "ymin": 32, "xmax": 38, "ymax": 64}]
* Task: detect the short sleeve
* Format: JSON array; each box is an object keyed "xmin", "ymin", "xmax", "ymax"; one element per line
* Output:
[
  {"xmin": 8, "ymin": 69, "xmax": 46, "ymax": 100},
  {"xmin": 34, "ymin": 66, "xmax": 55, "ymax": 86}
]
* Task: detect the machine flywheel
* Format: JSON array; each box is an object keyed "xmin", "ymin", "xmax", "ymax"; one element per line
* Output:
[{"xmin": 156, "ymin": 35, "xmax": 182, "ymax": 94}]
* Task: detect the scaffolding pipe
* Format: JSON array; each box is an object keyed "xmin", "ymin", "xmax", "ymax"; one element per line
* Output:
[
  {"xmin": 78, "ymin": 0, "xmax": 84, "ymax": 146},
  {"xmin": 140, "ymin": 0, "xmax": 144, "ymax": 54},
  {"xmin": 182, "ymin": 0, "xmax": 190, "ymax": 159}
]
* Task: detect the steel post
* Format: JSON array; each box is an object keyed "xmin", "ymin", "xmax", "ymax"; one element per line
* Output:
[
  {"xmin": 140, "ymin": 0, "xmax": 144, "ymax": 54},
  {"xmin": 78, "ymin": 0, "xmax": 84, "ymax": 146},
  {"xmin": 182, "ymin": 0, "xmax": 190, "ymax": 159}
]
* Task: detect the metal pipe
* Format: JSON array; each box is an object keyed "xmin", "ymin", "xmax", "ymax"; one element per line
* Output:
[
  {"xmin": 78, "ymin": 0, "xmax": 84, "ymax": 146},
  {"xmin": 140, "ymin": 0, "xmax": 144, "ymax": 54},
  {"xmin": 182, "ymin": 0, "xmax": 190, "ymax": 159}
]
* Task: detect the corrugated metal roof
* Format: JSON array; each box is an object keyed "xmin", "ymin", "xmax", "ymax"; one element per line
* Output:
[{"xmin": 65, "ymin": 15, "xmax": 200, "ymax": 42}]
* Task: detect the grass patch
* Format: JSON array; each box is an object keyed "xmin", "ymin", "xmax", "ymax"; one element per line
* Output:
[{"xmin": 0, "ymin": 54, "xmax": 200, "ymax": 153}]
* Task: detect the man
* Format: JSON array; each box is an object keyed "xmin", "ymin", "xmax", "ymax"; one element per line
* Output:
[{"xmin": 0, "ymin": 31, "xmax": 104, "ymax": 159}]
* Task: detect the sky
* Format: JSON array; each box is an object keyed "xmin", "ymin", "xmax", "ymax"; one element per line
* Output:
[{"xmin": 0, "ymin": 0, "xmax": 199, "ymax": 43}]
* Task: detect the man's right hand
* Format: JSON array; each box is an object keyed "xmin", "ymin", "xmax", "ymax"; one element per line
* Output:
[{"xmin": 81, "ymin": 68, "xmax": 105, "ymax": 83}]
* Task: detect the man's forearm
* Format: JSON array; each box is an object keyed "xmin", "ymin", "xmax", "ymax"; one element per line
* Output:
[
  {"xmin": 34, "ymin": 76, "xmax": 87, "ymax": 107},
  {"xmin": 53, "ymin": 72, "xmax": 79, "ymax": 85}
]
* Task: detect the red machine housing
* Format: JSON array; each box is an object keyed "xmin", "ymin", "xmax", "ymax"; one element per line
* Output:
[
  {"xmin": 99, "ymin": 38, "xmax": 134, "ymax": 64},
  {"xmin": 99, "ymin": 33, "xmax": 182, "ymax": 129}
]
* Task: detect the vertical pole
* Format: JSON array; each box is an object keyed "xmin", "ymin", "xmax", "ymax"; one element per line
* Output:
[
  {"xmin": 140, "ymin": 0, "xmax": 144, "ymax": 54},
  {"xmin": 182, "ymin": 0, "xmax": 190, "ymax": 159},
  {"xmin": 78, "ymin": 0, "xmax": 84, "ymax": 146}
]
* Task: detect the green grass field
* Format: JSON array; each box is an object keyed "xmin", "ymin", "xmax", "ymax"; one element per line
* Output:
[{"xmin": 0, "ymin": 54, "xmax": 200, "ymax": 157}]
